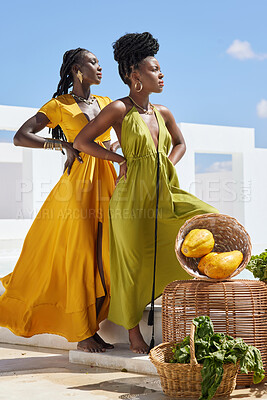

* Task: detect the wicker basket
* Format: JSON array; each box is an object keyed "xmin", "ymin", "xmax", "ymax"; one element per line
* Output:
[
  {"xmin": 162, "ymin": 279, "xmax": 267, "ymax": 386},
  {"xmin": 175, "ymin": 213, "xmax": 252, "ymax": 280},
  {"xmin": 150, "ymin": 323, "xmax": 239, "ymax": 399}
]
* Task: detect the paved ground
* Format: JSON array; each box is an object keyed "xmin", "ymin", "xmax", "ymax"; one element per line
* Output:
[{"xmin": 0, "ymin": 343, "xmax": 267, "ymax": 400}]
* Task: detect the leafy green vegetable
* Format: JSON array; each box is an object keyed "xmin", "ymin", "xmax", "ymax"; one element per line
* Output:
[
  {"xmin": 170, "ymin": 316, "xmax": 265, "ymax": 400},
  {"xmin": 246, "ymin": 249, "xmax": 267, "ymax": 281}
]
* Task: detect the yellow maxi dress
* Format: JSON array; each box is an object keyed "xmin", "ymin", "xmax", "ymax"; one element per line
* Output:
[
  {"xmin": 108, "ymin": 106, "xmax": 218, "ymax": 330},
  {"xmin": 0, "ymin": 94, "xmax": 116, "ymax": 341}
]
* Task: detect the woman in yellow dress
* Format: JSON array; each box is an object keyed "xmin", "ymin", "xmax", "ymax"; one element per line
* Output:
[
  {"xmin": 0, "ymin": 48, "xmax": 117, "ymax": 352},
  {"xmin": 73, "ymin": 33, "xmax": 218, "ymax": 353}
]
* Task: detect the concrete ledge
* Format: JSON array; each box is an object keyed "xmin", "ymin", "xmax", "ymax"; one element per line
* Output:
[
  {"xmin": 69, "ymin": 343, "xmax": 157, "ymax": 376},
  {"xmin": 0, "ymin": 327, "xmax": 76, "ymax": 350}
]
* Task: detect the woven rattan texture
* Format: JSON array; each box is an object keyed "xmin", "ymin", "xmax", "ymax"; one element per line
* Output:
[
  {"xmin": 175, "ymin": 213, "xmax": 252, "ymax": 280},
  {"xmin": 150, "ymin": 340, "xmax": 239, "ymax": 398},
  {"xmin": 162, "ymin": 279, "xmax": 267, "ymax": 386}
]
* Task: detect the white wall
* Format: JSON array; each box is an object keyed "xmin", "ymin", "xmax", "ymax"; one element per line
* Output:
[
  {"xmin": 243, "ymin": 149, "xmax": 267, "ymax": 254},
  {"xmin": 0, "ymin": 104, "xmax": 65, "ymax": 219},
  {"xmin": 0, "ymin": 105, "xmax": 38, "ymax": 131},
  {"xmin": 0, "ymin": 105, "xmax": 266, "ymax": 256},
  {"xmin": 195, "ymin": 171, "xmax": 234, "ymax": 217}
]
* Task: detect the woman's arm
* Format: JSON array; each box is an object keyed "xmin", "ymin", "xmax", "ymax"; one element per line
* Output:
[
  {"xmin": 110, "ymin": 140, "xmax": 121, "ymax": 153},
  {"xmin": 155, "ymin": 105, "xmax": 186, "ymax": 165},
  {"xmin": 13, "ymin": 112, "xmax": 83, "ymax": 174},
  {"xmin": 14, "ymin": 112, "xmax": 53, "ymax": 148},
  {"xmin": 73, "ymin": 101, "xmax": 126, "ymax": 165}
]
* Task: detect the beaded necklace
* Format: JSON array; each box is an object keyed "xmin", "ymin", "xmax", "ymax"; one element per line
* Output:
[{"xmin": 70, "ymin": 92, "xmax": 95, "ymax": 105}]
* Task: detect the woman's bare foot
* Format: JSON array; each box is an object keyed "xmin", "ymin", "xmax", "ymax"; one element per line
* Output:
[
  {"xmin": 77, "ymin": 336, "xmax": 106, "ymax": 353},
  {"xmin": 129, "ymin": 324, "xmax": 149, "ymax": 354},
  {"xmin": 93, "ymin": 333, "xmax": 114, "ymax": 349}
]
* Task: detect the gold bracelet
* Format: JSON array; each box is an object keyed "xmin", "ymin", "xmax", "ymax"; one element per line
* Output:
[
  {"xmin": 43, "ymin": 139, "xmax": 63, "ymax": 151},
  {"xmin": 118, "ymin": 159, "xmax": 126, "ymax": 166}
]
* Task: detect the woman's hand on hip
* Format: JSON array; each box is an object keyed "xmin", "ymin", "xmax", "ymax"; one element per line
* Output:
[{"xmin": 63, "ymin": 142, "xmax": 83, "ymax": 175}]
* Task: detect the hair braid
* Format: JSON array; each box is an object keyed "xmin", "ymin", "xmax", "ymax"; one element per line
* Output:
[
  {"xmin": 51, "ymin": 48, "xmax": 88, "ymax": 140},
  {"xmin": 113, "ymin": 32, "xmax": 159, "ymax": 85}
]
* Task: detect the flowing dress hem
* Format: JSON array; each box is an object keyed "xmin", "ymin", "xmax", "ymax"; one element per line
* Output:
[{"xmin": 0, "ymin": 294, "xmax": 110, "ymax": 342}]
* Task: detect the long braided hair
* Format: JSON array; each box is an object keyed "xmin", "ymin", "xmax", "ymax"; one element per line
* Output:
[
  {"xmin": 113, "ymin": 32, "xmax": 159, "ymax": 85},
  {"xmin": 51, "ymin": 48, "xmax": 88, "ymax": 140}
]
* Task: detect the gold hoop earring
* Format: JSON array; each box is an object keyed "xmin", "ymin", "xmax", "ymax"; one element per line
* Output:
[
  {"xmin": 77, "ymin": 70, "xmax": 83, "ymax": 84},
  {"xmin": 135, "ymin": 80, "xmax": 143, "ymax": 92}
]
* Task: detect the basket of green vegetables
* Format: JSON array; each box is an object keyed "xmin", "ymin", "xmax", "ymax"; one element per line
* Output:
[{"xmin": 149, "ymin": 316, "xmax": 264, "ymax": 400}]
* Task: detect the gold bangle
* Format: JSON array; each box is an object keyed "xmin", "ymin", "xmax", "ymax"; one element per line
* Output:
[
  {"xmin": 43, "ymin": 138, "xmax": 63, "ymax": 151},
  {"xmin": 54, "ymin": 141, "xmax": 63, "ymax": 151},
  {"xmin": 44, "ymin": 140, "xmax": 53, "ymax": 149},
  {"xmin": 118, "ymin": 160, "xmax": 126, "ymax": 166},
  {"xmin": 43, "ymin": 139, "xmax": 53, "ymax": 149}
]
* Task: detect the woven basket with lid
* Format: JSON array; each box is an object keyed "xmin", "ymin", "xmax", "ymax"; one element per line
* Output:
[
  {"xmin": 175, "ymin": 213, "xmax": 252, "ymax": 280},
  {"xmin": 150, "ymin": 322, "xmax": 239, "ymax": 399}
]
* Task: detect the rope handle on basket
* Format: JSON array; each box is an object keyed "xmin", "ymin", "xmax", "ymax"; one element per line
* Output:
[{"xmin": 190, "ymin": 323, "xmax": 198, "ymax": 366}]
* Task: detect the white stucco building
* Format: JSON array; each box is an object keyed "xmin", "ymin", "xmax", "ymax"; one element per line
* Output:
[
  {"xmin": 0, "ymin": 103, "xmax": 267, "ymax": 351},
  {"xmin": 0, "ymin": 104, "xmax": 267, "ymax": 275}
]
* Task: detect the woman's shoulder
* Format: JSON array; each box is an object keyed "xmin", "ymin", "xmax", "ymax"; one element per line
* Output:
[
  {"xmin": 94, "ymin": 95, "xmax": 131, "ymax": 110},
  {"xmin": 153, "ymin": 104, "xmax": 173, "ymax": 122},
  {"xmin": 108, "ymin": 98, "xmax": 133, "ymax": 120},
  {"xmin": 53, "ymin": 94, "xmax": 73, "ymax": 105},
  {"xmin": 95, "ymin": 97, "xmax": 129, "ymax": 115},
  {"xmin": 93, "ymin": 94, "xmax": 112, "ymax": 105},
  {"xmin": 40, "ymin": 94, "xmax": 72, "ymax": 108},
  {"xmin": 153, "ymin": 103, "xmax": 169, "ymax": 113}
]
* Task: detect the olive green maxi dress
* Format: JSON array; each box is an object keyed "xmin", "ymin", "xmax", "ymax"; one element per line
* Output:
[{"xmin": 108, "ymin": 106, "xmax": 218, "ymax": 330}]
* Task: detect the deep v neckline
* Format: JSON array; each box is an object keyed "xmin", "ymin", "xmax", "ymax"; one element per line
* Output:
[
  {"xmin": 71, "ymin": 94, "xmax": 101, "ymax": 123},
  {"xmin": 135, "ymin": 106, "xmax": 160, "ymax": 151}
]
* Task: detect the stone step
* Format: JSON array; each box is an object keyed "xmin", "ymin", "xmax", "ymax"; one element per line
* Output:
[
  {"xmin": 0, "ymin": 327, "xmax": 77, "ymax": 350},
  {"xmin": 69, "ymin": 343, "xmax": 157, "ymax": 376},
  {"xmin": 68, "ymin": 307, "xmax": 162, "ymax": 371}
]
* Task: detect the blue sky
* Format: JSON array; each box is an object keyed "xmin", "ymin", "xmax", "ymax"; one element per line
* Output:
[{"xmin": 1, "ymin": 0, "xmax": 267, "ymax": 172}]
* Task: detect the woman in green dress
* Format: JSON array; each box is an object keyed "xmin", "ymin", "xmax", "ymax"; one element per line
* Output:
[{"xmin": 74, "ymin": 32, "xmax": 218, "ymax": 353}]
